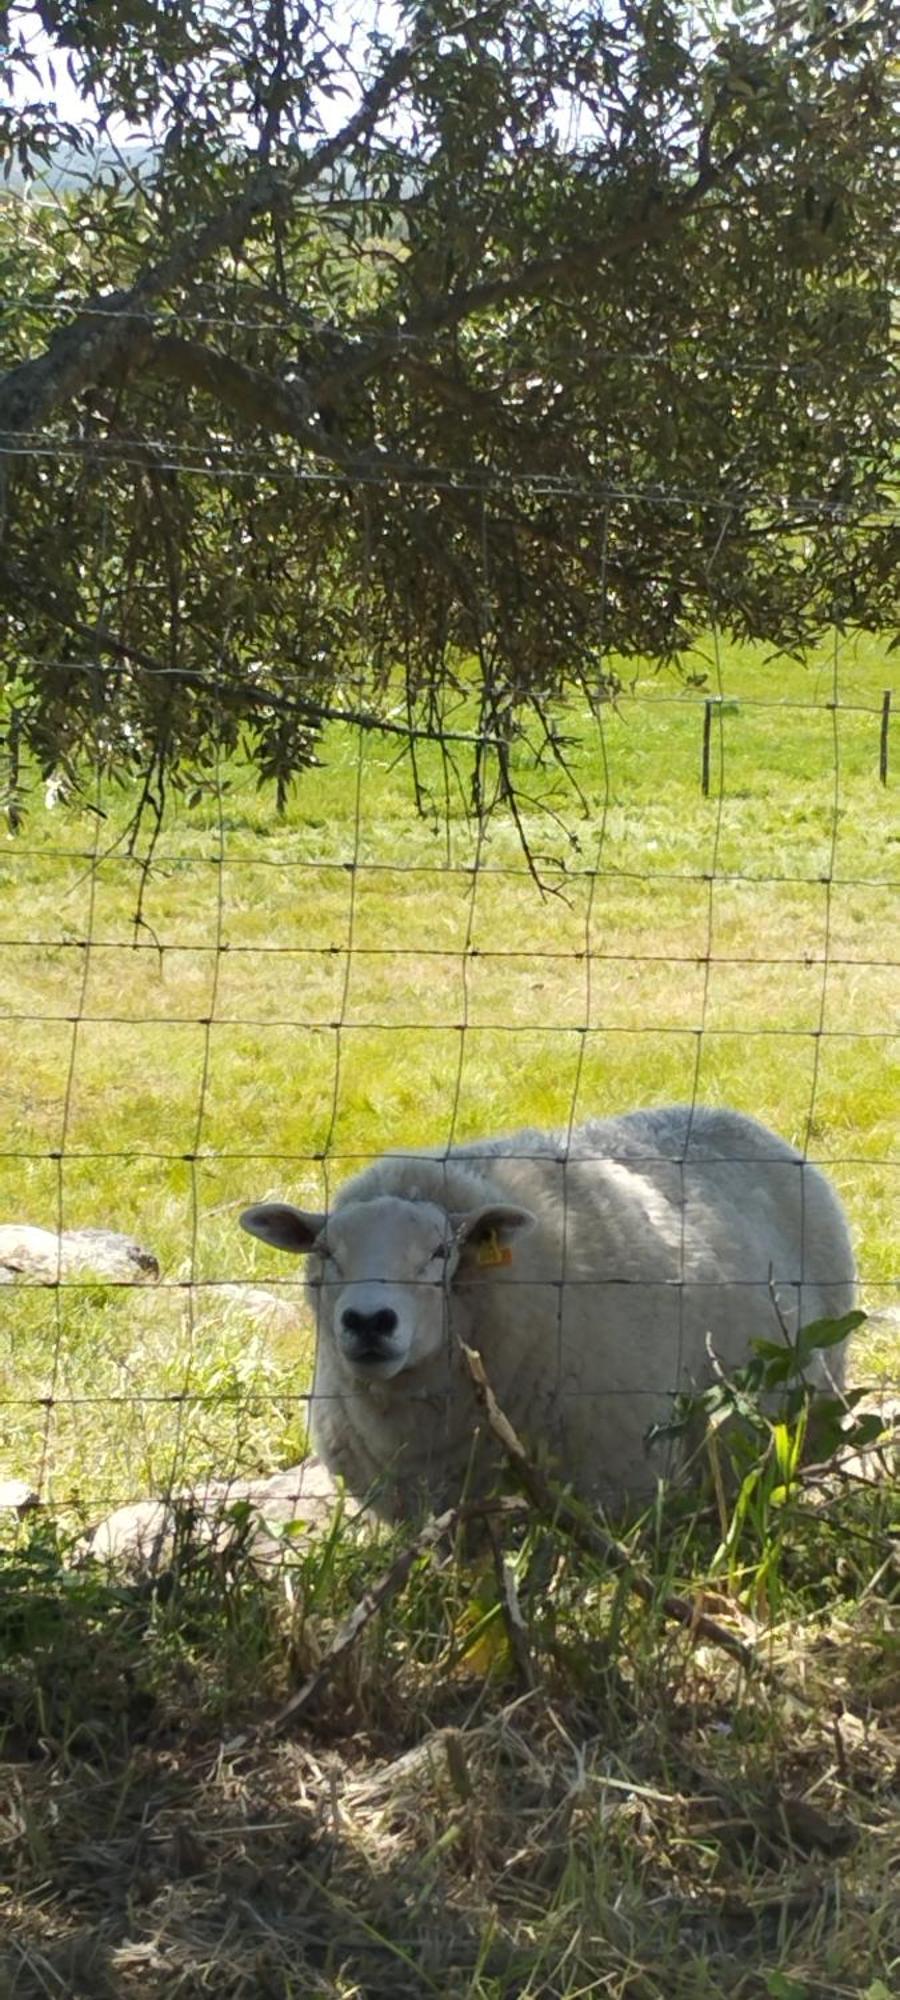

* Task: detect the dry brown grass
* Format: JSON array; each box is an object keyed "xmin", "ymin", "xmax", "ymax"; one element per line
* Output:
[{"xmin": 2, "ymin": 1575, "xmax": 898, "ymax": 2000}]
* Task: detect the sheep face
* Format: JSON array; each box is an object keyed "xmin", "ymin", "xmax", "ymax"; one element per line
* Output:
[
  {"xmin": 240, "ymin": 1192, "xmax": 534, "ymax": 1384},
  {"xmin": 314, "ymin": 1197, "xmax": 458, "ymax": 1381}
]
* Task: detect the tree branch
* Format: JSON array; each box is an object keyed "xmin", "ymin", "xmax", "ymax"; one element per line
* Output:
[
  {"xmin": 141, "ymin": 333, "xmax": 347, "ymax": 461},
  {"xmin": 142, "ymin": 334, "xmax": 505, "ymax": 462},
  {"xmin": 312, "ymin": 146, "xmax": 748, "ymax": 410},
  {"xmin": 0, "ymin": 20, "xmax": 428, "ymax": 469},
  {"xmin": 26, "ymin": 333, "xmax": 534, "ymax": 494},
  {"xmin": 0, "ymin": 1, "xmax": 523, "ymax": 471},
  {"xmin": 1, "ymin": 564, "xmax": 508, "ymax": 751}
]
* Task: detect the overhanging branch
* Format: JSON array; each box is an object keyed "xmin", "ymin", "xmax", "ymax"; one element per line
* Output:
[
  {"xmin": 1, "ymin": 568, "xmax": 507, "ymax": 751},
  {"xmin": 140, "ymin": 334, "xmax": 346, "ymax": 462},
  {"xmin": 0, "ymin": 18, "xmax": 430, "ymax": 474},
  {"xmin": 312, "ymin": 144, "xmax": 747, "ymax": 409}
]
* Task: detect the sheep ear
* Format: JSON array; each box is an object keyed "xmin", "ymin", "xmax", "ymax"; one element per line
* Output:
[
  {"xmin": 453, "ymin": 1204, "xmax": 535, "ymax": 1248},
  {"xmin": 240, "ymin": 1204, "xmax": 326, "ymax": 1254}
]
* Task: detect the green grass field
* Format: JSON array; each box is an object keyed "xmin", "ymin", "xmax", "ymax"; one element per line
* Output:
[
  {"xmin": 1, "ymin": 632, "xmax": 896, "ymax": 1513},
  {"xmin": 1, "ymin": 634, "xmax": 897, "ymax": 1999}
]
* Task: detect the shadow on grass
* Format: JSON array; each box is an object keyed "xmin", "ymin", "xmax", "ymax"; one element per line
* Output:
[{"xmin": 1, "ymin": 1507, "xmax": 897, "ymax": 2000}]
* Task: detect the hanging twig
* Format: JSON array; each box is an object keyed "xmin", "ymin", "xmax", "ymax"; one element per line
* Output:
[{"xmin": 880, "ymin": 689, "xmax": 891, "ymax": 785}]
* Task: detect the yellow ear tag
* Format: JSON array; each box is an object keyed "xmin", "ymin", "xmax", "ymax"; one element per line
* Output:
[{"xmin": 476, "ymin": 1230, "xmax": 513, "ymax": 1268}]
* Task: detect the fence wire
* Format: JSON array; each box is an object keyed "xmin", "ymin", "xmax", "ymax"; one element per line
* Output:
[{"xmin": 0, "ymin": 469, "xmax": 896, "ymax": 1532}]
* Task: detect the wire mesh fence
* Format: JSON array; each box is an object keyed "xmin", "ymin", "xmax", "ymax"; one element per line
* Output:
[{"xmin": 0, "ymin": 467, "xmax": 897, "ymax": 1538}]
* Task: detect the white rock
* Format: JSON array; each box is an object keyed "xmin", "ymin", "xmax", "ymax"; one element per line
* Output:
[
  {"xmin": 0, "ymin": 1225, "xmax": 159, "ymax": 1284},
  {"xmin": 84, "ymin": 1459, "xmax": 359, "ymax": 1570},
  {"xmin": 0, "ymin": 1478, "xmax": 40, "ymax": 1513}
]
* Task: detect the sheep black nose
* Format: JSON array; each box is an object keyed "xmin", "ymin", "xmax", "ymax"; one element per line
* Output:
[{"xmin": 341, "ymin": 1307, "xmax": 398, "ymax": 1341}]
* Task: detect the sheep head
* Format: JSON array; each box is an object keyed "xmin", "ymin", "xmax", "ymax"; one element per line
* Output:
[{"xmin": 240, "ymin": 1193, "xmax": 533, "ymax": 1381}]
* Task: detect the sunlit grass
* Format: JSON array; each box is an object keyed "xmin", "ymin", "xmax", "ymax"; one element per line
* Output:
[{"xmin": 0, "ymin": 631, "xmax": 896, "ymax": 1513}]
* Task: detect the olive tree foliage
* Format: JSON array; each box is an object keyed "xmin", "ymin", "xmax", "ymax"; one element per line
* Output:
[{"xmin": 0, "ymin": 0, "xmax": 897, "ymax": 825}]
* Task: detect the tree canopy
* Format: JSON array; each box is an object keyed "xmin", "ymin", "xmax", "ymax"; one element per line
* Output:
[{"xmin": 1, "ymin": 0, "xmax": 897, "ymax": 818}]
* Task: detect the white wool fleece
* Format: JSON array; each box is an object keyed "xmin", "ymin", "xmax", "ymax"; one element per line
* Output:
[{"xmin": 241, "ymin": 1105, "xmax": 857, "ymax": 1521}]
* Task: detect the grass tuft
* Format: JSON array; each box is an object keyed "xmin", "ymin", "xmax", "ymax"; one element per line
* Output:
[{"xmin": 0, "ymin": 1473, "xmax": 897, "ymax": 1998}]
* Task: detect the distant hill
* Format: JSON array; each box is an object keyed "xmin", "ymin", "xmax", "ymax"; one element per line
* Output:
[{"xmin": 2, "ymin": 142, "xmax": 158, "ymax": 198}]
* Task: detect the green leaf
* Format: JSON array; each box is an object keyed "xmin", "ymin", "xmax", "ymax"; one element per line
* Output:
[
  {"xmin": 758, "ymin": 1351, "xmax": 798, "ymax": 1386},
  {"xmin": 796, "ymin": 1311, "xmax": 866, "ymax": 1363},
  {"xmin": 843, "ymin": 1413, "xmax": 888, "ymax": 1451},
  {"xmin": 765, "ymin": 1972, "xmax": 808, "ymax": 2000}
]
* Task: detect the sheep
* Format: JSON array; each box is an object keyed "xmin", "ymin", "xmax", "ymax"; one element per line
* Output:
[{"xmin": 239, "ymin": 1105, "xmax": 857, "ymax": 1522}]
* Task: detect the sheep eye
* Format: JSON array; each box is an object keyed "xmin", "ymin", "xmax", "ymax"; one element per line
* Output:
[{"xmin": 431, "ymin": 1244, "xmax": 448, "ymax": 1263}]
